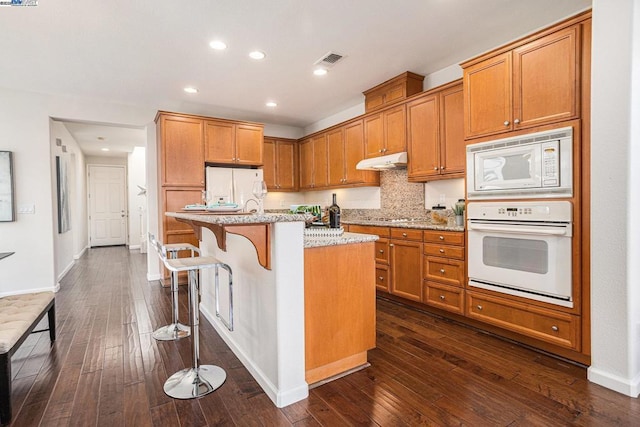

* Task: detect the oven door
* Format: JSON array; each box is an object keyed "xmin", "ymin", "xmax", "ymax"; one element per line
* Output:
[{"xmin": 467, "ymin": 219, "xmax": 573, "ymax": 308}]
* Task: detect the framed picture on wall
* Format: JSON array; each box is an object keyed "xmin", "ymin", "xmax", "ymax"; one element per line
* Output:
[
  {"xmin": 56, "ymin": 155, "xmax": 71, "ymax": 233},
  {"xmin": 0, "ymin": 151, "xmax": 15, "ymax": 222}
]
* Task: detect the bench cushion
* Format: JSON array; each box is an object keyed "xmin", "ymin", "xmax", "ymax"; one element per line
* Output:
[{"xmin": 0, "ymin": 292, "xmax": 54, "ymax": 354}]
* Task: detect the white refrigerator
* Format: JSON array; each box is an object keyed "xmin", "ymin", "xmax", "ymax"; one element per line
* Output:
[{"xmin": 205, "ymin": 166, "xmax": 263, "ymax": 208}]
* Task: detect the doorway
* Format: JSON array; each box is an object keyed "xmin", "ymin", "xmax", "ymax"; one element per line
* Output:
[{"xmin": 88, "ymin": 164, "xmax": 127, "ymax": 247}]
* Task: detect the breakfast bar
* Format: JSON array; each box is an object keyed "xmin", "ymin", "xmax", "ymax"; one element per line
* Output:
[{"xmin": 166, "ymin": 212, "xmax": 378, "ymax": 407}]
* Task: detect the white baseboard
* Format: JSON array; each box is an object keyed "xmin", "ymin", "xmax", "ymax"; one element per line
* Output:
[
  {"xmin": 200, "ymin": 305, "xmax": 309, "ymax": 407},
  {"xmin": 129, "ymin": 245, "xmax": 141, "ymax": 251},
  {"xmin": 57, "ymin": 259, "xmax": 75, "ymax": 282},
  {"xmin": 73, "ymin": 246, "xmax": 88, "ymax": 260},
  {"xmin": 147, "ymin": 272, "xmax": 162, "ymax": 281},
  {"xmin": 0, "ymin": 284, "xmax": 59, "ymax": 298},
  {"xmin": 588, "ymin": 366, "xmax": 640, "ymax": 397}
]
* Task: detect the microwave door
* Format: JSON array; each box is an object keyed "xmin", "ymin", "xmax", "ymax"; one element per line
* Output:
[{"xmin": 474, "ymin": 145, "xmax": 542, "ymax": 192}]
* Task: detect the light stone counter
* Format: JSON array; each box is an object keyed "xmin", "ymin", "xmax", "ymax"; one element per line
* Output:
[
  {"xmin": 304, "ymin": 232, "xmax": 379, "ymax": 249},
  {"xmin": 166, "ymin": 211, "xmax": 312, "ymax": 224}
]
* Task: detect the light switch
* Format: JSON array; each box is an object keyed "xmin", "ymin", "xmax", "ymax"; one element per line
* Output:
[{"xmin": 18, "ymin": 204, "xmax": 35, "ymax": 214}]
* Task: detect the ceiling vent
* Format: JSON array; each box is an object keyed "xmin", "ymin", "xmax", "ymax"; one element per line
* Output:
[{"xmin": 314, "ymin": 51, "xmax": 345, "ymax": 69}]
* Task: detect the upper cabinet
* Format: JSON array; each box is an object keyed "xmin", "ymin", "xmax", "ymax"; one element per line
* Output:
[
  {"xmin": 327, "ymin": 120, "xmax": 380, "ymax": 187},
  {"xmin": 364, "ymin": 104, "xmax": 407, "ymax": 158},
  {"xmin": 462, "ymin": 24, "xmax": 581, "ymax": 139},
  {"xmin": 205, "ymin": 119, "xmax": 264, "ymax": 165},
  {"xmin": 299, "ymin": 135, "xmax": 328, "ymax": 190},
  {"xmin": 407, "ymin": 81, "xmax": 465, "ymax": 182},
  {"xmin": 263, "ymin": 137, "xmax": 298, "ymax": 192},
  {"xmin": 363, "ymin": 71, "xmax": 424, "ymax": 113},
  {"xmin": 157, "ymin": 113, "xmax": 205, "ymax": 187}
]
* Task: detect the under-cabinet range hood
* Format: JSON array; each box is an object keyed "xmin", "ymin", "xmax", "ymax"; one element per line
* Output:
[{"xmin": 355, "ymin": 152, "xmax": 407, "ymax": 170}]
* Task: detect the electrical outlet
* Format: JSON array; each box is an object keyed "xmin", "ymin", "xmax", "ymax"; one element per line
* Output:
[
  {"xmin": 279, "ymin": 199, "xmax": 285, "ymax": 208},
  {"xmin": 439, "ymin": 194, "xmax": 446, "ymax": 204}
]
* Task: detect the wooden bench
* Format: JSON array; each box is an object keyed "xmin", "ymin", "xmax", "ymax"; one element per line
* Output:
[{"xmin": 0, "ymin": 292, "xmax": 55, "ymax": 425}]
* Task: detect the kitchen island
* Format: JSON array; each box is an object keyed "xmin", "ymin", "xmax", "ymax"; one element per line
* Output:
[{"xmin": 166, "ymin": 212, "xmax": 378, "ymax": 407}]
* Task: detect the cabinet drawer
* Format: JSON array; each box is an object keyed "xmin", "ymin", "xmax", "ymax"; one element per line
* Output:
[
  {"xmin": 348, "ymin": 224, "xmax": 390, "ymax": 237},
  {"xmin": 390, "ymin": 227, "xmax": 423, "ymax": 241},
  {"xmin": 466, "ymin": 292, "xmax": 580, "ymax": 350},
  {"xmin": 375, "ymin": 238, "xmax": 389, "ymax": 264},
  {"xmin": 424, "ymin": 257, "xmax": 464, "ymax": 287},
  {"xmin": 376, "ymin": 265, "xmax": 389, "ymax": 293},
  {"xmin": 423, "ymin": 243, "xmax": 464, "ymax": 260},
  {"xmin": 423, "ymin": 282, "xmax": 464, "ymax": 315},
  {"xmin": 423, "ymin": 230, "xmax": 464, "ymax": 246}
]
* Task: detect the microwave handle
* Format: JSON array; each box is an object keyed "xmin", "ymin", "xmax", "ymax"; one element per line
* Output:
[{"xmin": 467, "ymin": 222, "xmax": 569, "ymax": 236}]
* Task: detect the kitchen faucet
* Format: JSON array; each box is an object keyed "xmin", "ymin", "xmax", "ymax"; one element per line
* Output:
[{"xmin": 244, "ymin": 198, "xmax": 259, "ymax": 213}]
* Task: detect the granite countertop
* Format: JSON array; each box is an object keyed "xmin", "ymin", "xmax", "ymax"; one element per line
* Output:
[
  {"xmin": 342, "ymin": 218, "xmax": 465, "ymax": 232},
  {"xmin": 304, "ymin": 232, "xmax": 379, "ymax": 249},
  {"xmin": 167, "ymin": 211, "xmax": 313, "ymax": 224}
]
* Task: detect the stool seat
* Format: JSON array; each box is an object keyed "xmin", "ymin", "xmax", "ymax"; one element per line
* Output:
[
  {"xmin": 164, "ymin": 243, "xmax": 200, "ymax": 253},
  {"xmin": 165, "ymin": 256, "xmax": 226, "ymax": 271}
]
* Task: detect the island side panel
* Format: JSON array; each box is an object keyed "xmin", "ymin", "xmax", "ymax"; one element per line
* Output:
[{"xmin": 304, "ymin": 241, "xmax": 376, "ymax": 384}]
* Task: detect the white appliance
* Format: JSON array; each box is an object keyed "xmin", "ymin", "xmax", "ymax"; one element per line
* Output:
[
  {"xmin": 466, "ymin": 127, "xmax": 572, "ymax": 199},
  {"xmin": 205, "ymin": 167, "xmax": 263, "ymax": 208},
  {"xmin": 355, "ymin": 151, "xmax": 407, "ymax": 170},
  {"xmin": 467, "ymin": 201, "xmax": 573, "ymax": 308}
]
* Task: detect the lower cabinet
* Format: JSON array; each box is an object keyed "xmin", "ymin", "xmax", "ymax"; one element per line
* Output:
[
  {"xmin": 423, "ymin": 281, "xmax": 464, "ymax": 315},
  {"xmin": 389, "ymin": 238, "xmax": 423, "ymax": 302},
  {"xmin": 422, "ymin": 230, "xmax": 466, "ymax": 313}
]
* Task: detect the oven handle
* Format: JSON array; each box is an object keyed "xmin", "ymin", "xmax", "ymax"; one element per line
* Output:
[{"xmin": 467, "ymin": 222, "xmax": 571, "ymax": 236}]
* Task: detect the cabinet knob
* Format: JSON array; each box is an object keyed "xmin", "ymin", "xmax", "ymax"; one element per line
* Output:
[
  {"xmin": 402, "ymin": 232, "xmax": 407, "ymax": 237},
  {"xmin": 551, "ymin": 325, "xmax": 559, "ymax": 332},
  {"xmin": 477, "ymin": 305, "xmax": 483, "ymax": 310},
  {"xmin": 503, "ymin": 120, "xmax": 510, "ymax": 126},
  {"xmin": 439, "ymin": 249, "xmax": 445, "ymax": 253},
  {"xmin": 514, "ymin": 118, "xmax": 520, "ymax": 124},
  {"xmin": 379, "ymin": 149, "xmax": 383, "ymax": 153},
  {"xmin": 378, "ymin": 276, "xmax": 384, "ymax": 281},
  {"xmin": 439, "ymin": 235, "xmax": 444, "ymax": 240},
  {"xmin": 440, "ymin": 166, "xmax": 445, "ymax": 170},
  {"xmin": 389, "ymin": 243, "xmax": 394, "ymax": 247},
  {"xmin": 440, "ymin": 269, "xmax": 446, "ymax": 274},
  {"xmin": 440, "ymin": 295, "xmax": 445, "ymax": 300},
  {"xmin": 433, "ymin": 167, "xmax": 439, "ymax": 171},
  {"xmin": 379, "ymin": 249, "xmax": 384, "ymax": 253}
]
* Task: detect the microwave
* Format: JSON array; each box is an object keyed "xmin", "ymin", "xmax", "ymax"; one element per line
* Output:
[{"xmin": 466, "ymin": 127, "xmax": 573, "ymax": 199}]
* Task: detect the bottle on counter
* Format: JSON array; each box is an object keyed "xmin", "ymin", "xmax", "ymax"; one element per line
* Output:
[{"xmin": 329, "ymin": 193, "xmax": 341, "ymax": 228}]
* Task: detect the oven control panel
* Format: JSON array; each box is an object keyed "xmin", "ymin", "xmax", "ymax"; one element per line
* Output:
[{"xmin": 467, "ymin": 201, "xmax": 572, "ymax": 222}]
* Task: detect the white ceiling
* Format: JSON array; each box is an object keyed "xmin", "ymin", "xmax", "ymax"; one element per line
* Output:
[
  {"xmin": 60, "ymin": 121, "xmax": 146, "ymax": 158},
  {"xmin": 1, "ymin": 0, "xmax": 591, "ymax": 155}
]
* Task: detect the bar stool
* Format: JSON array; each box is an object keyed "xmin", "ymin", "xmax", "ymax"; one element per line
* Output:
[
  {"xmin": 152, "ymin": 236, "xmax": 234, "ymax": 399},
  {"xmin": 151, "ymin": 235, "xmax": 198, "ymax": 341}
]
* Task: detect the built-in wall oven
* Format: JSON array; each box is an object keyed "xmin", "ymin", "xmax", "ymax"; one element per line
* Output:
[{"xmin": 467, "ymin": 201, "xmax": 573, "ymax": 308}]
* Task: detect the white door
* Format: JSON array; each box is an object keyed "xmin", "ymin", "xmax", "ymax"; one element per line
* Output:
[{"xmin": 88, "ymin": 165, "xmax": 127, "ymax": 247}]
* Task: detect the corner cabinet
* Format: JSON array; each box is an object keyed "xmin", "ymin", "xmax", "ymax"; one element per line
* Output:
[
  {"xmin": 263, "ymin": 137, "xmax": 298, "ymax": 191},
  {"xmin": 462, "ymin": 24, "xmax": 581, "ymax": 139},
  {"xmin": 204, "ymin": 119, "xmax": 264, "ymax": 166},
  {"xmin": 407, "ymin": 81, "xmax": 465, "ymax": 182}
]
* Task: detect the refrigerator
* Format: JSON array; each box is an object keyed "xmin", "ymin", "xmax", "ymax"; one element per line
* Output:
[{"xmin": 205, "ymin": 166, "xmax": 263, "ymax": 208}]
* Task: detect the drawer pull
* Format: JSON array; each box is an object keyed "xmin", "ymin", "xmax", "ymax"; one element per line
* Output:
[
  {"xmin": 379, "ymin": 249, "xmax": 384, "ymax": 253},
  {"xmin": 440, "ymin": 269, "xmax": 446, "ymax": 274},
  {"xmin": 378, "ymin": 276, "xmax": 384, "ymax": 281},
  {"xmin": 402, "ymin": 232, "xmax": 407, "ymax": 237},
  {"xmin": 551, "ymin": 325, "xmax": 559, "ymax": 332},
  {"xmin": 477, "ymin": 305, "xmax": 483, "ymax": 310},
  {"xmin": 389, "ymin": 243, "xmax": 394, "ymax": 247},
  {"xmin": 439, "ymin": 249, "xmax": 445, "ymax": 253},
  {"xmin": 439, "ymin": 295, "xmax": 445, "ymax": 300},
  {"xmin": 439, "ymin": 235, "xmax": 444, "ymax": 240}
]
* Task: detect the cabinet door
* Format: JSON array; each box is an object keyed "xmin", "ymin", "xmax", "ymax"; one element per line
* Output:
[
  {"xmin": 204, "ymin": 120, "xmax": 235, "ymax": 164},
  {"xmin": 439, "ymin": 84, "xmax": 465, "ymax": 176},
  {"xmin": 343, "ymin": 120, "xmax": 367, "ymax": 184},
  {"xmin": 276, "ymin": 141, "xmax": 297, "ymax": 191},
  {"xmin": 364, "ymin": 113, "xmax": 384, "ymax": 158},
  {"xmin": 407, "ymin": 94, "xmax": 439, "ymax": 180},
  {"xmin": 312, "ymin": 134, "xmax": 328, "ymax": 188},
  {"xmin": 376, "ymin": 264, "xmax": 390, "ymax": 293},
  {"xmin": 384, "ymin": 105, "xmax": 407, "ymax": 155},
  {"xmin": 160, "ymin": 115, "xmax": 204, "ymax": 186},
  {"xmin": 390, "ymin": 239, "xmax": 423, "ymax": 302},
  {"xmin": 299, "ymin": 139, "xmax": 314, "ymax": 189},
  {"xmin": 513, "ymin": 26, "xmax": 579, "ymax": 129},
  {"xmin": 235, "ymin": 124, "xmax": 264, "ymax": 165},
  {"xmin": 327, "ymin": 128, "xmax": 345, "ymax": 186},
  {"xmin": 263, "ymin": 138, "xmax": 277, "ymax": 190},
  {"xmin": 464, "ymin": 52, "xmax": 513, "ymax": 139}
]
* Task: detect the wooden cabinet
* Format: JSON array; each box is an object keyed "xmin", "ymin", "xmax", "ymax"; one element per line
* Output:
[
  {"xmin": 204, "ymin": 119, "xmax": 264, "ymax": 165},
  {"xmin": 364, "ymin": 104, "xmax": 406, "ymax": 158},
  {"xmin": 407, "ymin": 81, "xmax": 465, "ymax": 182},
  {"xmin": 158, "ymin": 113, "xmax": 205, "ymax": 187},
  {"xmin": 462, "ymin": 25, "xmax": 580, "ymax": 139},
  {"xmin": 263, "ymin": 137, "xmax": 298, "ymax": 191},
  {"xmin": 389, "ymin": 227, "xmax": 423, "ymax": 302},
  {"xmin": 467, "ymin": 291, "xmax": 580, "ymax": 350},
  {"xmin": 349, "ymin": 225, "xmax": 390, "ymax": 293},
  {"xmin": 363, "ymin": 71, "xmax": 424, "ymax": 112},
  {"xmin": 298, "ymin": 135, "xmax": 327, "ymax": 190},
  {"xmin": 422, "ymin": 229, "xmax": 465, "ymax": 315}
]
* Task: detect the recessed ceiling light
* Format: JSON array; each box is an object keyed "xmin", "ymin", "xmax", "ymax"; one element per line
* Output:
[
  {"xmin": 184, "ymin": 87, "xmax": 198, "ymax": 94},
  {"xmin": 249, "ymin": 50, "xmax": 266, "ymax": 60},
  {"xmin": 209, "ymin": 40, "xmax": 227, "ymax": 50},
  {"xmin": 313, "ymin": 68, "xmax": 328, "ymax": 76},
  {"xmin": 266, "ymin": 102, "xmax": 277, "ymax": 108},
  {"xmin": 101, "ymin": 148, "xmax": 110, "ymax": 152}
]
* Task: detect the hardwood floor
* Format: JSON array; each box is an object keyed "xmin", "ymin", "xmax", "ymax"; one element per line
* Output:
[{"xmin": 7, "ymin": 246, "xmax": 640, "ymax": 426}]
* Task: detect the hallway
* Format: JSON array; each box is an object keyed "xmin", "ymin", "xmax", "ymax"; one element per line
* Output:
[{"xmin": 7, "ymin": 247, "xmax": 640, "ymax": 426}]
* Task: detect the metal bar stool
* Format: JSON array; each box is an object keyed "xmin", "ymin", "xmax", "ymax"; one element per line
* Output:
[
  {"xmin": 152, "ymin": 236, "xmax": 234, "ymax": 399},
  {"xmin": 149, "ymin": 233, "xmax": 197, "ymax": 341}
]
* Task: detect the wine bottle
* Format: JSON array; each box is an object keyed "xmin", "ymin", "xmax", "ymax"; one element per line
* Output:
[{"xmin": 329, "ymin": 193, "xmax": 341, "ymax": 228}]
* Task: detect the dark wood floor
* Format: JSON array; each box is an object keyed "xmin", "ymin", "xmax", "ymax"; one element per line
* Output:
[{"xmin": 7, "ymin": 247, "xmax": 640, "ymax": 426}]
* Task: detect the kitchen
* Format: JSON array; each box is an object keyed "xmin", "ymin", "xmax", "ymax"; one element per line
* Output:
[{"xmin": 1, "ymin": 0, "xmax": 639, "ymax": 425}]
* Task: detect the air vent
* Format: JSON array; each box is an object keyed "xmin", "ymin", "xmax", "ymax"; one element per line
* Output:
[{"xmin": 314, "ymin": 51, "xmax": 344, "ymax": 69}]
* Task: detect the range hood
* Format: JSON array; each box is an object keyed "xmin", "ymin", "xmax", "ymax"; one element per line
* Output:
[{"xmin": 355, "ymin": 152, "xmax": 407, "ymax": 170}]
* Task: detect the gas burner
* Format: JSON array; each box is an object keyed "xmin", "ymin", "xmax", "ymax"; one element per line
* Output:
[{"xmin": 359, "ymin": 217, "xmax": 423, "ymax": 223}]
